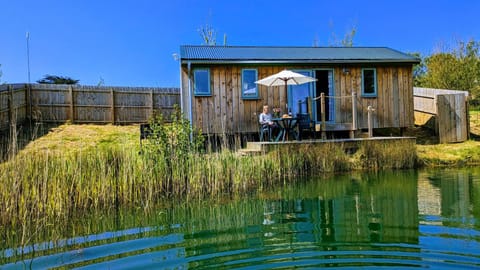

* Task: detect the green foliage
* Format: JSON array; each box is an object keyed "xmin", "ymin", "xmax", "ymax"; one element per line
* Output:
[
  {"xmin": 409, "ymin": 52, "xmax": 426, "ymax": 86},
  {"xmin": 37, "ymin": 74, "xmax": 79, "ymax": 84},
  {"xmin": 142, "ymin": 106, "xmax": 204, "ymax": 194},
  {"xmin": 144, "ymin": 106, "xmax": 204, "ymax": 158},
  {"xmin": 418, "ymin": 39, "xmax": 480, "ymax": 105}
]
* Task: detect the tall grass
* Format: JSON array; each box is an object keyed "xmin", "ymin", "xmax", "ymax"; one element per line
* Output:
[
  {"xmin": 356, "ymin": 140, "xmax": 418, "ymax": 170},
  {"xmin": 0, "ymin": 109, "xmax": 418, "ymax": 241}
]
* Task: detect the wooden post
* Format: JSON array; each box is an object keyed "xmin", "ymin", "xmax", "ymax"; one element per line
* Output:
[
  {"xmin": 69, "ymin": 86, "xmax": 74, "ymax": 123},
  {"xmin": 8, "ymin": 85, "xmax": 13, "ymax": 126},
  {"xmin": 320, "ymin": 92, "xmax": 326, "ymax": 139},
  {"xmin": 110, "ymin": 88, "xmax": 115, "ymax": 124},
  {"xmin": 466, "ymin": 99, "xmax": 470, "ymax": 140},
  {"xmin": 8, "ymin": 85, "xmax": 17, "ymax": 158},
  {"xmin": 150, "ymin": 89, "xmax": 154, "ymax": 120},
  {"xmin": 367, "ymin": 105, "xmax": 375, "ymax": 138},
  {"xmin": 26, "ymin": 84, "xmax": 32, "ymax": 124},
  {"xmin": 351, "ymin": 92, "xmax": 357, "ymax": 138}
]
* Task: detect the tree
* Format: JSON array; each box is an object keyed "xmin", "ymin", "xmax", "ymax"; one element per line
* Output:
[
  {"xmin": 97, "ymin": 77, "xmax": 105, "ymax": 86},
  {"xmin": 328, "ymin": 21, "xmax": 357, "ymax": 47},
  {"xmin": 198, "ymin": 11, "xmax": 217, "ymax": 46},
  {"xmin": 37, "ymin": 74, "xmax": 79, "ymax": 84},
  {"xmin": 420, "ymin": 39, "xmax": 480, "ymax": 104},
  {"xmin": 198, "ymin": 22, "xmax": 217, "ymax": 45},
  {"xmin": 408, "ymin": 52, "xmax": 427, "ymax": 86},
  {"xmin": 341, "ymin": 26, "xmax": 356, "ymax": 47}
]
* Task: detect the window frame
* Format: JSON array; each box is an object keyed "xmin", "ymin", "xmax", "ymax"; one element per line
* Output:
[
  {"xmin": 361, "ymin": 68, "xmax": 377, "ymax": 97},
  {"xmin": 193, "ymin": 68, "xmax": 211, "ymax": 96},
  {"xmin": 241, "ymin": 68, "xmax": 259, "ymax": 99}
]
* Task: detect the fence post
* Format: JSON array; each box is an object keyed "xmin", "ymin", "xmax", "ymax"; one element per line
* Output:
[
  {"xmin": 69, "ymin": 85, "xmax": 74, "ymax": 123},
  {"xmin": 351, "ymin": 92, "xmax": 357, "ymax": 138},
  {"xmin": 150, "ymin": 88, "xmax": 154, "ymax": 119},
  {"xmin": 110, "ymin": 88, "xmax": 115, "ymax": 124},
  {"xmin": 8, "ymin": 85, "xmax": 17, "ymax": 158},
  {"xmin": 8, "ymin": 85, "xmax": 13, "ymax": 125},
  {"xmin": 25, "ymin": 84, "xmax": 32, "ymax": 124},
  {"xmin": 320, "ymin": 92, "xmax": 326, "ymax": 139},
  {"xmin": 367, "ymin": 105, "xmax": 375, "ymax": 138},
  {"xmin": 466, "ymin": 99, "xmax": 470, "ymax": 140}
]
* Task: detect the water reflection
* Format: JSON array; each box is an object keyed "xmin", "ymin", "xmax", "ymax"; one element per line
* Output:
[
  {"xmin": 1, "ymin": 169, "xmax": 479, "ymax": 269},
  {"xmin": 419, "ymin": 169, "xmax": 479, "ymax": 226}
]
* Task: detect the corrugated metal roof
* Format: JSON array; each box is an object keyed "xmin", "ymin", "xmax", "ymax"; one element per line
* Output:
[{"xmin": 180, "ymin": 45, "xmax": 420, "ymax": 64}]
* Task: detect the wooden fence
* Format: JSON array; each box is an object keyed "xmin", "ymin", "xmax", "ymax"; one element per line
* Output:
[
  {"xmin": 0, "ymin": 84, "xmax": 180, "ymax": 130},
  {"xmin": 0, "ymin": 84, "xmax": 28, "ymax": 131},
  {"xmin": 413, "ymin": 87, "xmax": 469, "ymax": 143}
]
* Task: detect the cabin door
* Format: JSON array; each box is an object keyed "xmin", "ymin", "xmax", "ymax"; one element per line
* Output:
[
  {"xmin": 288, "ymin": 70, "xmax": 314, "ymax": 116},
  {"xmin": 314, "ymin": 69, "xmax": 334, "ymax": 122}
]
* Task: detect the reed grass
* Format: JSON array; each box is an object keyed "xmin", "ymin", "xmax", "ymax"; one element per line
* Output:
[
  {"xmin": 355, "ymin": 139, "xmax": 418, "ymax": 170},
  {"xmin": 0, "ymin": 141, "xmax": 414, "ymax": 231},
  {"xmin": 0, "ymin": 108, "xmax": 419, "ymax": 241}
]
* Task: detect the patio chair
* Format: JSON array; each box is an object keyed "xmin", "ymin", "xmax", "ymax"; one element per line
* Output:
[
  {"xmin": 259, "ymin": 124, "xmax": 272, "ymax": 142},
  {"xmin": 296, "ymin": 113, "xmax": 315, "ymax": 140}
]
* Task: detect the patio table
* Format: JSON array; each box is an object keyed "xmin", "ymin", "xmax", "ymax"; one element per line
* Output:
[{"xmin": 272, "ymin": 117, "xmax": 298, "ymax": 142}]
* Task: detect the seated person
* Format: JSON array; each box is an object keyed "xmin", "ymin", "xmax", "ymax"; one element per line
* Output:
[{"xmin": 259, "ymin": 105, "xmax": 279, "ymax": 139}]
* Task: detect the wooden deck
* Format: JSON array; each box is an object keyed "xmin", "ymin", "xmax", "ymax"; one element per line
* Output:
[{"xmin": 239, "ymin": 137, "xmax": 416, "ymax": 155}]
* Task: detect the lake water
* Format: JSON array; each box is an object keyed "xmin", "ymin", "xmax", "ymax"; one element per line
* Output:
[{"xmin": 1, "ymin": 169, "xmax": 479, "ymax": 269}]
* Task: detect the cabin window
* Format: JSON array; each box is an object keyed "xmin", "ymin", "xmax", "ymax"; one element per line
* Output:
[
  {"xmin": 362, "ymin": 68, "xmax": 377, "ymax": 97},
  {"xmin": 241, "ymin": 69, "xmax": 259, "ymax": 99},
  {"xmin": 193, "ymin": 69, "xmax": 211, "ymax": 96}
]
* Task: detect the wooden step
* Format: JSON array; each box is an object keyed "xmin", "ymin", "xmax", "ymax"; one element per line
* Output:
[
  {"xmin": 245, "ymin": 142, "xmax": 263, "ymax": 151},
  {"xmin": 237, "ymin": 148, "xmax": 262, "ymax": 156}
]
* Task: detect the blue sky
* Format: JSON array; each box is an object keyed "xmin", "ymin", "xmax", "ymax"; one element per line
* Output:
[{"xmin": 1, "ymin": 0, "xmax": 478, "ymax": 87}]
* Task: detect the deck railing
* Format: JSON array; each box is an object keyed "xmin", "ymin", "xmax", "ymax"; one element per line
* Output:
[{"xmin": 314, "ymin": 92, "xmax": 360, "ymax": 138}]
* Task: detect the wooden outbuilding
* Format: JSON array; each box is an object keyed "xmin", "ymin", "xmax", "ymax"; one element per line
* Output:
[{"xmin": 179, "ymin": 45, "xmax": 420, "ymax": 139}]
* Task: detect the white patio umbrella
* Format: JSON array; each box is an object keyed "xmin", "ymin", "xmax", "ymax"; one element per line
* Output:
[{"xmin": 255, "ymin": 69, "xmax": 317, "ymax": 111}]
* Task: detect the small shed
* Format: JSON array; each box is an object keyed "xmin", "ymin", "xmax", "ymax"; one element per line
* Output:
[
  {"xmin": 414, "ymin": 87, "xmax": 469, "ymax": 143},
  {"xmin": 179, "ymin": 45, "xmax": 420, "ymax": 139}
]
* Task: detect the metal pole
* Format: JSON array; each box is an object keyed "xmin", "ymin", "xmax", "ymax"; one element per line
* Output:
[
  {"xmin": 26, "ymin": 32, "xmax": 31, "ymax": 84},
  {"xmin": 26, "ymin": 32, "xmax": 33, "ymax": 126},
  {"xmin": 285, "ymin": 80, "xmax": 288, "ymax": 113}
]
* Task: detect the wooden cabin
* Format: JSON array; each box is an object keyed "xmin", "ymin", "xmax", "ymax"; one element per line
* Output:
[{"xmin": 179, "ymin": 45, "xmax": 420, "ymax": 138}]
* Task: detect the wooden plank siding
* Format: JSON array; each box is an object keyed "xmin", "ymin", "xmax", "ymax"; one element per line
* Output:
[{"xmin": 182, "ymin": 64, "xmax": 414, "ymax": 135}]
